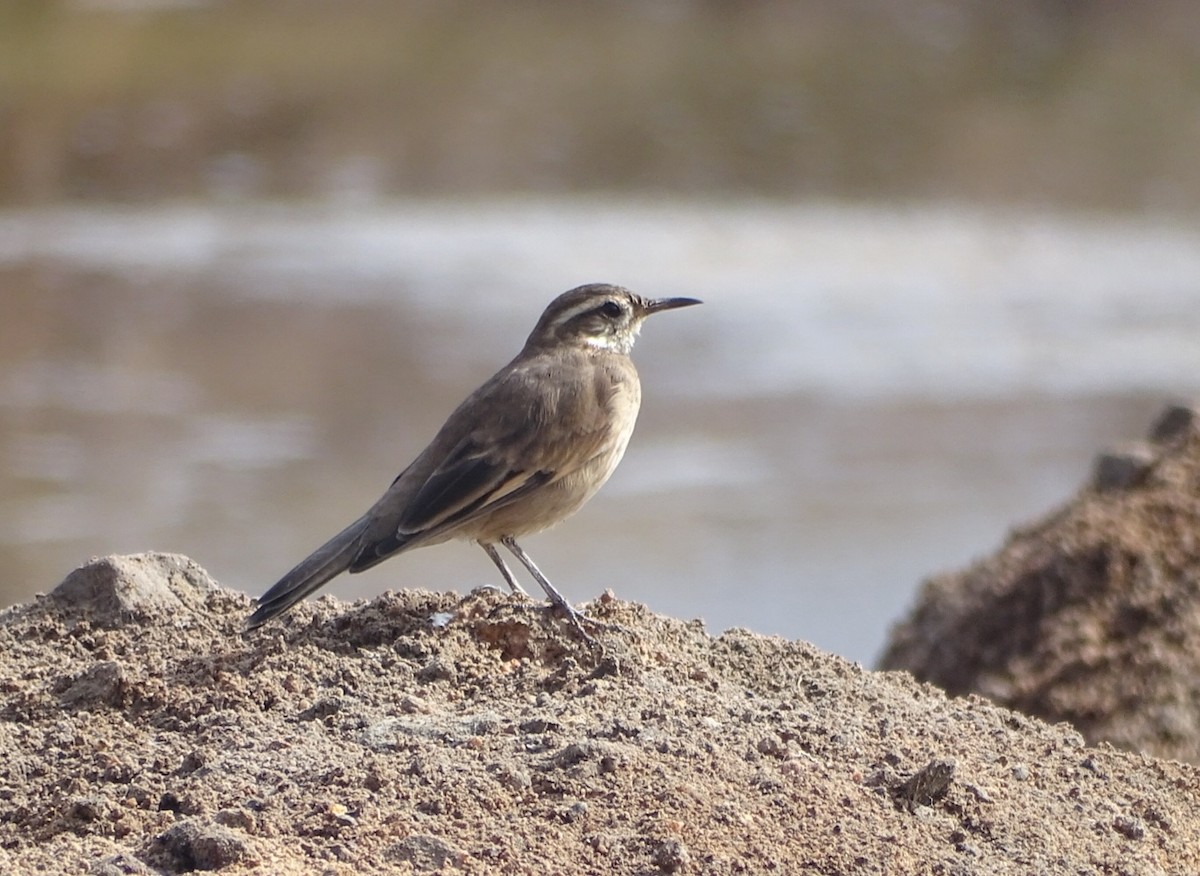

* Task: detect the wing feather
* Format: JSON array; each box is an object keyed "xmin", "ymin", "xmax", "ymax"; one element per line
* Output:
[
  {"xmin": 397, "ymin": 441, "xmax": 510, "ymax": 534},
  {"xmin": 348, "ymin": 349, "xmax": 627, "ymax": 573}
]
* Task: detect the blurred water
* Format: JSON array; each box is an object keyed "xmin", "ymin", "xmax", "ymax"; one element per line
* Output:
[{"xmin": 2, "ymin": 200, "xmax": 1198, "ymax": 663}]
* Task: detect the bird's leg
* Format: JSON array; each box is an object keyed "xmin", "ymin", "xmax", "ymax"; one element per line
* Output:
[
  {"xmin": 478, "ymin": 541, "xmax": 528, "ymax": 595},
  {"xmin": 500, "ymin": 535, "xmax": 601, "ymax": 642}
]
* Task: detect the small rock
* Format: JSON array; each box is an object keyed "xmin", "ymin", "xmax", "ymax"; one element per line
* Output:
[
  {"xmin": 297, "ymin": 696, "xmax": 345, "ymax": 722},
  {"xmin": 68, "ymin": 795, "xmax": 107, "ymax": 823},
  {"xmin": 466, "ymin": 711, "xmax": 503, "ymax": 735},
  {"xmin": 490, "ymin": 763, "xmax": 532, "ymax": 791},
  {"xmin": 519, "ymin": 718, "xmax": 559, "ymax": 734},
  {"xmin": 756, "ymin": 735, "xmax": 789, "ymax": 759},
  {"xmin": 892, "ymin": 758, "xmax": 955, "ymax": 812},
  {"xmin": 213, "ymin": 807, "xmax": 255, "ymax": 832},
  {"xmin": 149, "ymin": 819, "xmax": 249, "ymax": 871},
  {"xmin": 562, "ymin": 801, "xmax": 589, "ymax": 822},
  {"xmin": 177, "ymin": 750, "xmax": 206, "ymax": 776},
  {"xmin": 1148, "ymin": 403, "xmax": 1198, "ymax": 444},
  {"xmin": 58, "ymin": 661, "xmax": 126, "ymax": 709},
  {"xmin": 384, "ymin": 834, "xmax": 463, "ymax": 872},
  {"xmin": 1080, "ymin": 754, "xmax": 1108, "ymax": 778},
  {"xmin": 51, "ymin": 553, "xmax": 219, "ymax": 628},
  {"xmin": 1091, "ymin": 443, "xmax": 1156, "ymax": 492},
  {"xmin": 966, "ymin": 783, "xmax": 994, "ymax": 803},
  {"xmin": 651, "ymin": 837, "xmax": 691, "ymax": 873},
  {"xmin": 1113, "ymin": 815, "xmax": 1146, "ymax": 841},
  {"xmin": 399, "ymin": 694, "xmax": 430, "ymax": 714},
  {"xmin": 89, "ymin": 853, "xmax": 157, "ymax": 875},
  {"xmin": 553, "ymin": 742, "xmax": 591, "ymax": 768},
  {"xmin": 416, "ymin": 657, "xmax": 457, "ymax": 684}
]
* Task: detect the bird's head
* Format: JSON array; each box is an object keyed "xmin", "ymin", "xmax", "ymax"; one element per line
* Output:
[{"xmin": 526, "ymin": 283, "xmax": 701, "ymax": 355}]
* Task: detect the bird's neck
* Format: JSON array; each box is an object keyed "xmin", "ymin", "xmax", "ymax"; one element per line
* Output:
[
  {"xmin": 523, "ymin": 332, "xmax": 637, "ymax": 357},
  {"xmin": 580, "ymin": 333, "xmax": 635, "ymax": 355}
]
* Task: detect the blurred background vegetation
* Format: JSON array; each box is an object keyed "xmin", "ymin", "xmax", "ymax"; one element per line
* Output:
[{"xmin": 3, "ymin": 0, "xmax": 1199, "ymax": 210}]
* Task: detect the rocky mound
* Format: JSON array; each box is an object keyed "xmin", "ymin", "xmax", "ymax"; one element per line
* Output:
[
  {"xmin": 3, "ymin": 553, "xmax": 1198, "ymax": 873},
  {"xmin": 881, "ymin": 404, "xmax": 1200, "ymax": 765}
]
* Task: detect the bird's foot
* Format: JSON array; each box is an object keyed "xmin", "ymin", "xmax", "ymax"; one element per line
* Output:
[{"xmin": 542, "ymin": 593, "xmax": 627, "ymax": 645}]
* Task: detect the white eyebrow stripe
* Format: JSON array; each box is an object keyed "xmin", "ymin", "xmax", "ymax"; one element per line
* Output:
[{"xmin": 548, "ymin": 298, "xmax": 614, "ymax": 329}]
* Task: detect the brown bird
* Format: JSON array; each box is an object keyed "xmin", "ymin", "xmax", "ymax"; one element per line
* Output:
[{"xmin": 245, "ymin": 283, "xmax": 701, "ymax": 637}]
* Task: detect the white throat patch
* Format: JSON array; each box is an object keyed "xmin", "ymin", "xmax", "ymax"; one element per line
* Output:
[
  {"xmin": 583, "ymin": 333, "xmax": 619, "ymax": 350},
  {"xmin": 583, "ymin": 326, "xmax": 638, "ymax": 354}
]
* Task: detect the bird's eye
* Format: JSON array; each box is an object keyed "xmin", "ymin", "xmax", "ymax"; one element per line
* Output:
[{"xmin": 598, "ymin": 301, "xmax": 624, "ymax": 319}]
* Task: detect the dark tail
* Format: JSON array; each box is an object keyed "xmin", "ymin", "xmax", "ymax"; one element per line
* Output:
[{"xmin": 244, "ymin": 515, "xmax": 372, "ymax": 631}]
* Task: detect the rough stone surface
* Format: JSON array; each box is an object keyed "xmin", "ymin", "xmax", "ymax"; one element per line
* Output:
[
  {"xmin": 881, "ymin": 406, "xmax": 1200, "ymax": 765},
  {"xmin": 3, "ymin": 552, "xmax": 1200, "ymax": 873},
  {"xmin": 146, "ymin": 820, "xmax": 251, "ymax": 872},
  {"xmin": 49, "ymin": 553, "xmax": 219, "ymax": 628},
  {"xmin": 1147, "ymin": 402, "xmax": 1199, "ymax": 445},
  {"xmin": 1090, "ymin": 441, "xmax": 1157, "ymax": 492}
]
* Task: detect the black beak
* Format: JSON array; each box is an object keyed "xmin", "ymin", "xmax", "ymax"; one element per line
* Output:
[{"xmin": 643, "ymin": 297, "xmax": 703, "ymax": 315}]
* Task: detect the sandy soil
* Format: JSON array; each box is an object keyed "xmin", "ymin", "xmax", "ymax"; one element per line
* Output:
[
  {"xmin": 3, "ymin": 550, "xmax": 1199, "ymax": 874},
  {"xmin": 882, "ymin": 404, "xmax": 1200, "ymax": 766}
]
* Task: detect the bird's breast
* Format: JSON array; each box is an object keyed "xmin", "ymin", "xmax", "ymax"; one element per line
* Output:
[{"xmin": 466, "ymin": 353, "xmax": 642, "ymax": 541}]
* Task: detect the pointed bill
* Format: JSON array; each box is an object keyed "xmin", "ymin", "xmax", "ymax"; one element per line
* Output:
[{"xmin": 642, "ymin": 297, "xmax": 703, "ymax": 315}]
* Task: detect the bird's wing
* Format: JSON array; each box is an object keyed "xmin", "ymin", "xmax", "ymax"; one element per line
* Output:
[
  {"xmin": 403, "ymin": 355, "xmax": 616, "ymax": 531},
  {"xmin": 396, "ymin": 436, "xmax": 550, "ymax": 536},
  {"xmin": 348, "ymin": 354, "xmax": 617, "ymax": 572},
  {"xmin": 348, "ymin": 441, "xmax": 552, "ymax": 573}
]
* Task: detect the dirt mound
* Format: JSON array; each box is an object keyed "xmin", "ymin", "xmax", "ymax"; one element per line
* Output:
[
  {"xmin": 4, "ymin": 552, "xmax": 1200, "ymax": 874},
  {"xmin": 881, "ymin": 404, "xmax": 1200, "ymax": 764}
]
